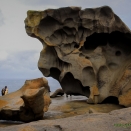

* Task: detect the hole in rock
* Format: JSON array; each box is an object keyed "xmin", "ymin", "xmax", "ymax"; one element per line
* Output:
[
  {"xmin": 115, "ymin": 51, "xmax": 121, "ymax": 56},
  {"xmin": 108, "ymin": 31, "xmax": 131, "ymax": 54},
  {"xmin": 39, "ymin": 16, "xmax": 60, "ymax": 28},
  {"xmin": 74, "ymin": 43, "xmax": 79, "ymax": 48},
  {"xmin": 81, "ymin": 31, "xmax": 131, "ymax": 55},
  {"xmin": 84, "ymin": 33, "xmax": 108, "ymax": 50},
  {"xmin": 50, "ymin": 68, "xmax": 61, "ymax": 80},
  {"xmin": 85, "ymin": 56, "xmax": 90, "ymax": 59},
  {"xmin": 25, "ymin": 110, "xmax": 30, "ymax": 115},
  {"xmin": 101, "ymin": 96, "xmax": 119, "ymax": 104},
  {"xmin": 61, "ymin": 72, "xmax": 90, "ymax": 97}
]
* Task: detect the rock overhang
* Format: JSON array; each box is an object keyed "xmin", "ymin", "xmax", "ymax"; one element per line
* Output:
[{"xmin": 25, "ymin": 6, "xmax": 131, "ymax": 107}]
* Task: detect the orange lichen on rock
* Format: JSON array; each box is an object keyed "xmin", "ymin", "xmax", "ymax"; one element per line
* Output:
[
  {"xmin": 18, "ymin": 126, "xmax": 37, "ymax": 131},
  {"xmin": 0, "ymin": 99, "xmax": 8, "ymax": 109},
  {"xmin": 87, "ymin": 85, "xmax": 100, "ymax": 104},
  {"xmin": 119, "ymin": 89, "xmax": 131, "ymax": 107},
  {"xmin": 43, "ymin": 92, "xmax": 51, "ymax": 112}
]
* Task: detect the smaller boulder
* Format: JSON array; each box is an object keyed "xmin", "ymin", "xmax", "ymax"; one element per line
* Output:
[
  {"xmin": 0, "ymin": 77, "xmax": 51, "ymax": 122},
  {"xmin": 50, "ymin": 88, "xmax": 64, "ymax": 98}
]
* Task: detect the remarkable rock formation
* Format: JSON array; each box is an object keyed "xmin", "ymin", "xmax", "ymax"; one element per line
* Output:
[
  {"xmin": 25, "ymin": 6, "xmax": 131, "ymax": 107},
  {"xmin": 0, "ymin": 78, "xmax": 51, "ymax": 122}
]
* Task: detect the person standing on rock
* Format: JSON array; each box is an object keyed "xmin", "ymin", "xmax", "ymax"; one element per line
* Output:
[{"xmin": 1, "ymin": 86, "xmax": 8, "ymax": 96}]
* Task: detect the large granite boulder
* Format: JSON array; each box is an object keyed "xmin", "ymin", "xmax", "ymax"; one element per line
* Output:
[
  {"xmin": 0, "ymin": 77, "xmax": 51, "ymax": 122},
  {"xmin": 25, "ymin": 6, "xmax": 131, "ymax": 107}
]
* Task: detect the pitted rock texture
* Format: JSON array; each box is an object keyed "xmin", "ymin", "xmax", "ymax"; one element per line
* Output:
[
  {"xmin": 25, "ymin": 6, "xmax": 131, "ymax": 107},
  {"xmin": 0, "ymin": 78, "xmax": 51, "ymax": 122}
]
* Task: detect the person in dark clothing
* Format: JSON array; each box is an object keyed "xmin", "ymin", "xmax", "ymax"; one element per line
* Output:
[{"xmin": 1, "ymin": 86, "xmax": 8, "ymax": 96}]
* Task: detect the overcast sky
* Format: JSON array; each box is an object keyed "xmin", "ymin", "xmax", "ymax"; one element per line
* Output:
[{"xmin": 0, "ymin": 0, "xmax": 131, "ymax": 89}]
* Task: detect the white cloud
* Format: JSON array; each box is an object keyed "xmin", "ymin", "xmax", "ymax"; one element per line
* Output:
[
  {"xmin": 0, "ymin": 9, "xmax": 4, "ymax": 26},
  {"xmin": 0, "ymin": 50, "xmax": 41, "ymax": 78},
  {"xmin": 0, "ymin": 0, "xmax": 43, "ymax": 52},
  {"xmin": 0, "ymin": 51, "xmax": 8, "ymax": 61}
]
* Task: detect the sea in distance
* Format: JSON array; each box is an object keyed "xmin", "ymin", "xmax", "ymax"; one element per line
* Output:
[{"xmin": 0, "ymin": 77, "xmax": 60, "ymax": 95}]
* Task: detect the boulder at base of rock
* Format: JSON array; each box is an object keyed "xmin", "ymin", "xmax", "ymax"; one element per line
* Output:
[{"xmin": 50, "ymin": 88, "xmax": 64, "ymax": 98}]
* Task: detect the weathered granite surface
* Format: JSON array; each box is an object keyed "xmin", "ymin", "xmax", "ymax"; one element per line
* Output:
[
  {"xmin": 0, "ymin": 107, "xmax": 131, "ymax": 131},
  {"xmin": 0, "ymin": 78, "xmax": 51, "ymax": 122},
  {"xmin": 25, "ymin": 6, "xmax": 131, "ymax": 107}
]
